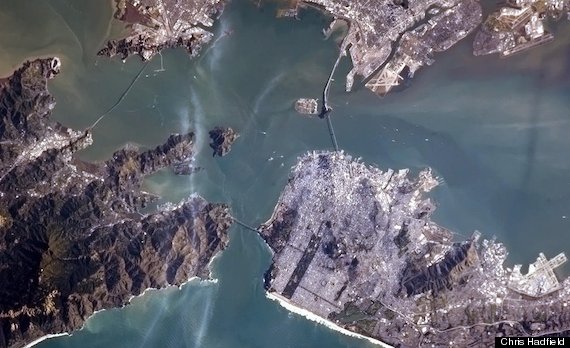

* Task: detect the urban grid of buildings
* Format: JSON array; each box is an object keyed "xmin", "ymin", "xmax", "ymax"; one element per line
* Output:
[{"xmin": 280, "ymin": 0, "xmax": 570, "ymax": 99}]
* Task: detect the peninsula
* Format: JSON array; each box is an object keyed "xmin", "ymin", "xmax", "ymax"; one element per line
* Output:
[
  {"xmin": 98, "ymin": 0, "xmax": 226, "ymax": 61},
  {"xmin": 261, "ymin": 151, "xmax": 570, "ymax": 347},
  {"xmin": 276, "ymin": 0, "xmax": 482, "ymax": 96},
  {"xmin": 0, "ymin": 59, "xmax": 233, "ymax": 348}
]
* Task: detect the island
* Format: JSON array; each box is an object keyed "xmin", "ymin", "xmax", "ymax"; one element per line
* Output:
[
  {"xmin": 294, "ymin": 98, "xmax": 319, "ymax": 116},
  {"xmin": 98, "ymin": 0, "xmax": 226, "ymax": 61},
  {"xmin": 0, "ymin": 59, "xmax": 233, "ymax": 348},
  {"xmin": 208, "ymin": 127, "xmax": 239, "ymax": 157},
  {"xmin": 261, "ymin": 151, "xmax": 570, "ymax": 347},
  {"xmin": 276, "ymin": 0, "xmax": 482, "ymax": 96}
]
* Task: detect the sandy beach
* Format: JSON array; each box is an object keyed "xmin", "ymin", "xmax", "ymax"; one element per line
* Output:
[
  {"xmin": 23, "ymin": 333, "xmax": 70, "ymax": 348},
  {"xmin": 266, "ymin": 292, "xmax": 393, "ymax": 348}
]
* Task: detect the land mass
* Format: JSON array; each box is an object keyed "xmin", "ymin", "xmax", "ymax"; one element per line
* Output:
[
  {"xmin": 276, "ymin": 0, "xmax": 482, "ymax": 96},
  {"xmin": 261, "ymin": 151, "xmax": 570, "ymax": 347},
  {"xmin": 279, "ymin": 0, "xmax": 569, "ymax": 99},
  {"xmin": 98, "ymin": 0, "xmax": 226, "ymax": 61},
  {"xmin": 474, "ymin": 0, "xmax": 569, "ymax": 57},
  {"xmin": 0, "ymin": 59, "xmax": 233, "ymax": 348},
  {"xmin": 208, "ymin": 127, "xmax": 239, "ymax": 157}
]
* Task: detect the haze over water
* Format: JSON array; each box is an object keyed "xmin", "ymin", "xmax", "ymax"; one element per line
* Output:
[{"xmin": 2, "ymin": 0, "xmax": 570, "ymax": 347}]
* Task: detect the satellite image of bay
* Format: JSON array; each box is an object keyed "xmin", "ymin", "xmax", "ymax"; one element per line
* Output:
[{"xmin": 1, "ymin": 0, "xmax": 570, "ymax": 347}]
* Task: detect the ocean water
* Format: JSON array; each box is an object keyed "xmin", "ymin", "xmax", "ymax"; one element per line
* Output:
[{"xmin": 2, "ymin": 0, "xmax": 570, "ymax": 347}]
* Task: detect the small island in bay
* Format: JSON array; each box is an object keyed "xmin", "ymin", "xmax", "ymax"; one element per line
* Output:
[
  {"xmin": 208, "ymin": 127, "xmax": 239, "ymax": 157},
  {"xmin": 294, "ymin": 98, "xmax": 319, "ymax": 116},
  {"xmin": 0, "ymin": 59, "xmax": 233, "ymax": 348},
  {"xmin": 261, "ymin": 151, "xmax": 570, "ymax": 347}
]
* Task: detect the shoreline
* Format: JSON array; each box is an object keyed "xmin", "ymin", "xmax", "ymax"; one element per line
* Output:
[
  {"xmin": 24, "ymin": 276, "xmax": 220, "ymax": 348},
  {"xmin": 20, "ymin": 197, "xmax": 227, "ymax": 348},
  {"xmin": 0, "ymin": 54, "xmax": 62, "ymax": 79},
  {"xmin": 266, "ymin": 292, "xmax": 393, "ymax": 348},
  {"xmin": 23, "ymin": 333, "xmax": 70, "ymax": 348}
]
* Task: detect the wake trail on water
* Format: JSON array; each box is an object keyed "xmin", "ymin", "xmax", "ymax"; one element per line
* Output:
[
  {"xmin": 193, "ymin": 287, "xmax": 215, "ymax": 347},
  {"xmin": 188, "ymin": 86, "xmax": 207, "ymax": 153},
  {"xmin": 183, "ymin": 85, "xmax": 207, "ymax": 196},
  {"xmin": 252, "ymin": 70, "xmax": 285, "ymax": 115},
  {"xmin": 45, "ymin": 2, "xmax": 84, "ymax": 57},
  {"xmin": 139, "ymin": 301, "xmax": 167, "ymax": 347},
  {"xmin": 200, "ymin": 15, "xmax": 232, "ymax": 72}
]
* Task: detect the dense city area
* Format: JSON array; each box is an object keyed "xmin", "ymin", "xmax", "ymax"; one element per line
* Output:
[
  {"xmin": 281, "ymin": 0, "xmax": 570, "ymax": 99},
  {"xmin": 262, "ymin": 152, "xmax": 570, "ymax": 347}
]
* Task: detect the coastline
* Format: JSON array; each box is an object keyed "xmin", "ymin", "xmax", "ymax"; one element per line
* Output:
[
  {"xmin": 24, "ymin": 276, "xmax": 220, "ymax": 348},
  {"xmin": 0, "ymin": 54, "xmax": 63, "ymax": 79},
  {"xmin": 23, "ymin": 334, "xmax": 70, "ymax": 348},
  {"xmin": 265, "ymin": 292, "xmax": 393, "ymax": 348}
]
